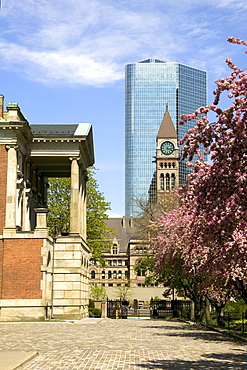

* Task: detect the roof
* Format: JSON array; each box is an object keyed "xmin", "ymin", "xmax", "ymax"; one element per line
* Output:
[
  {"xmin": 139, "ymin": 59, "xmax": 165, "ymax": 64},
  {"xmin": 28, "ymin": 122, "xmax": 94, "ymax": 176},
  {"xmin": 106, "ymin": 217, "xmax": 137, "ymax": 253},
  {"xmin": 157, "ymin": 108, "xmax": 177, "ymax": 140},
  {"xmin": 30, "ymin": 123, "xmax": 91, "ymax": 137}
]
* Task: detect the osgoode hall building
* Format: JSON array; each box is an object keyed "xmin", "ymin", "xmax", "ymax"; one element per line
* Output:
[{"xmin": 0, "ymin": 95, "xmax": 94, "ymax": 320}]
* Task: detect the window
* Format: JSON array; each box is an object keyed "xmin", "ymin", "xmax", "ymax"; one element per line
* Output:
[
  {"xmin": 91, "ymin": 270, "xmax": 96, "ymax": 279},
  {"xmin": 118, "ymin": 260, "xmax": 122, "ymax": 266},
  {"xmin": 101, "ymin": 270, "xmax": 105, "ymax": 279},
  {"xmin": 113, "ymin": 270, "xmax": 117, "ymax": 279},
  {"xmin": 160, "ymin": 174, "xmax": 164, "ymax": 191},
  {"xmin": 171, "ymin": 174, "xmax": 176, "ymax": 190},
  {"xmin": 166, "ymin": 173, "xmax": 170, "ymax": 191},
  {"xmin": 112, "ymin": 245, "xmax": 118, "ymax": 254},
  {"xmin": 136, "ymin": 264, "xmax": 145, "ymax": 277},
  {"xmin": 118, "ymin": 271, "xmax": 122, "ymax": 279},
  {"xmin": 137, "ymin": 269, "xmax": 145, "ymax": 277},
  {"xmin": 125, "ymin": 271, "xmax": 129, "ymax": 279},
  {"xmin": 108, "ymin": 271, "xmax": 112, "ymax": 279},
  {"xmin": 113, "ymin": 260, "xmax": 117, "ymax": 266}
]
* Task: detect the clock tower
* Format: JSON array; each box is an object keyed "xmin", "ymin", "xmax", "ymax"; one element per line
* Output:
[{"xmin": 155, "ymin": 106, "xmax": 179, "ymax": 204}]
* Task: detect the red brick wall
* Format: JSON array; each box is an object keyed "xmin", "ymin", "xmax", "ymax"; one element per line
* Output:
[
  {"xmin": 0, "ymin": 145, "xmax": 7, "ymax": 234},
  {"xmin": 1, "ymin": 238, "xmax": 43, "ymax": 299}
]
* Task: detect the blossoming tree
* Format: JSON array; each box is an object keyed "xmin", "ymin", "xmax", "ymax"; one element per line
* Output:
[{"xmin": 150, "ymin": 38, "xmax": 247, "ymax": 317}]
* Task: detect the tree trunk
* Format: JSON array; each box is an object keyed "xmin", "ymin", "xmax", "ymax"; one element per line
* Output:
[
  {"xmin": 233, "ymin": 279, "xmax": 247, "ymax": 304},
  {"xmin": 215, "ymin": 305, "xmax": 225, "ymax": 327},
  {"xmin": 204, "ymin": 297, "xmax": 211, "ymax": 325}
]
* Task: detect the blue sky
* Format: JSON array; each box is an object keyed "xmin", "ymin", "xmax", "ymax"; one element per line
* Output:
[{"xmin": 0, "ymin": 0, "xmax": 246, "ymax": 217}]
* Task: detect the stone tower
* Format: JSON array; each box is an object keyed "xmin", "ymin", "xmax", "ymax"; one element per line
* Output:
[{"xmin": 155, "ymin": 107, "xmax": 179, "ymax": 205}]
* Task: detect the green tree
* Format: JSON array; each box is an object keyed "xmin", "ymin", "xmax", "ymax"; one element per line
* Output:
[
  {"xmin": 47, "ymin": 177, "xmax": 70, "ymax": 237},
  {"xmin": 86, "ymin": 167, "xmax": 115, "ymax": 263},
  {"xmin": 114, "ymin": 281, "xmax": 133, "ymax": 301},
  {"xmin": 47, "ymin": 167, "xmax": 114, "ymax": 262},
  {"xmin": 90, "ymin": 283, "xmax": 107, "ymax": 300}
]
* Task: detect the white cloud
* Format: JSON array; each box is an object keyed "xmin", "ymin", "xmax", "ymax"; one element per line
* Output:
[
  {"xmin": 0, "ymin": 0, "xmax": 246, "ymax": 86},
  {"xmin": 0, "ymin": 40, "xmax": 123, "ymax": 85},
  {"xmin": 107, "ymin": 211, "xmax": 124, "ymax": 218}
]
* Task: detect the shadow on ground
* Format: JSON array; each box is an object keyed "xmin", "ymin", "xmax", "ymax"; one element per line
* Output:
[
  {"xmin": 145, "ymin": 323, "xmax": 244, "ymax": 343},
  {"xmin": 136, "ymin": 351, "xmax": 246, "ymax": 369},
  {"xmin": 155, "ymin": 330, "xmax": 232, "ymax": 342}
]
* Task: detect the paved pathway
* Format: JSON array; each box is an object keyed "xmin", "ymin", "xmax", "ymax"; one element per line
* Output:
[{"xmin": 0, "ymin": 318, "xmax": 246, "ymax": 369}]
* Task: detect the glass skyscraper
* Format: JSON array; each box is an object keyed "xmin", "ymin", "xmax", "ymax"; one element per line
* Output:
[{"xmin": 125, "ymin": 59, "xmax": 207, "ymax": 217}]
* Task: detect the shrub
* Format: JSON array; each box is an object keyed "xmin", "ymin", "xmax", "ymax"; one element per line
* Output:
[{"xmin": 89, "ymin": 308, "xmax": 102, "ymax": 318}]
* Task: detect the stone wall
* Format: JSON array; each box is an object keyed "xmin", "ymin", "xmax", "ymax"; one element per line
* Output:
[{"xmin": 51, "ymin": 235, "xmax": 90, "ymax": 320}]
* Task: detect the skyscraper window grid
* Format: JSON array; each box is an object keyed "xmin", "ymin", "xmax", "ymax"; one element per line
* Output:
[{"xmin": 125, "ymin": 60, "xmax": 207, "ymax": 217}]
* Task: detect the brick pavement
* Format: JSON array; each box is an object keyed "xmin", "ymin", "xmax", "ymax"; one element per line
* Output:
[{"xmin": 0, "ymin": 318, "xmax": 246, "ymax": 369}]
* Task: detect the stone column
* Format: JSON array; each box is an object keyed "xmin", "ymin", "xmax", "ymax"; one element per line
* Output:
[
  {"xmin": 79, "ymin": 169, "xmax": 87, "ymax": 240},
  {"xmin": 35, "ymin": 208, "xmax": 48, "ymax": 229},
  {"xmin": 4, "ymin": 145, "xmax": 18, "ymax": 231},
  {"xmin": 70, "ymin": 157, "xmax": 80, "ymax": 235},
  {"xmin": 34, "ymin": 208, "xmax": 49, "ymax": 237},
  {"xmin": 0, "ymin": 95, "xmax": 4, "ymax": 118}
]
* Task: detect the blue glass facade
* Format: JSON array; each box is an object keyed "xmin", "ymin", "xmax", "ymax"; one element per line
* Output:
[{"xmin": 125, "ymin": 59, "xmax": 207, "ymax": 217}]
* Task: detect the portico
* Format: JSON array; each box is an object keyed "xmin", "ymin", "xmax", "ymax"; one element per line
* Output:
[{"xmin": 0, "ymin": 95, "xmax": 94, "ymax": 320}]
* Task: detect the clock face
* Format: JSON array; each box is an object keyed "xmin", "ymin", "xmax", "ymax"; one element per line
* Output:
[{"xmin": 161, "ymin": 141, "xmax": 174, "ymax": 155}]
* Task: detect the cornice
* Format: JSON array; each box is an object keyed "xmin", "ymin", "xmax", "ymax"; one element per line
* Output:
[{"xmin": 32, "ymin": 137, "xmax": 85, "ymax": 143}]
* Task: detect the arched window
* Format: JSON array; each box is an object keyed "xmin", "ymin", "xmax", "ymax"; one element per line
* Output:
[
  {"xmin": 160, "ymin": 173, "xmax": 164, "ymax": 191},
  {"xmin": 108, "ymin": 271, "xmax": 112, "ymax": 279},
  {"xmin": 125, "ymin": 271, "xmax": 128, "ymax": 279},
  {"xmin": 112, "ymin": 245, "xmax": 118, "ymax": 254},
  {"xmin": 137, "ymin": 268, "xmax": 145, "ymax": 277},
  {"xmin": 171, "ymin": 173, "xmax": 176, "ymax": 190},
  {"xmin": 166, "ymin": 174, "xmax": 170, "ymax": 191},
  {"xmin": 91, "ymin": 270, "xmax": 96, "ymax": 279},
  {"xmin": 101, "ymin": 270, "xmax": 105, "ymax": 279},
  {"xmin": 118, "ymin": 271, "xmax": 122, "ymax": 279},
  {"xmin": 113, "ymin": 270, "xmax": 117, "ymax": 279}
]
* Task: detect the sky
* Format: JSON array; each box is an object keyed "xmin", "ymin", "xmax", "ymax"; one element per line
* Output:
[{"xmin": 0, "ymin": 0, "xmax": 246, "ymax": 217}]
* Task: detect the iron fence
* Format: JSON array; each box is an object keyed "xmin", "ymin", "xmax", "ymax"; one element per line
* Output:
[
  {"xmin": 150, "ymin": 299, "xmax": 191, "ymax": 320},
  {"xmin": 107, "ymin": 299, "xmax": 191, "ymax": 320},
  {"xmin": 219, "ymin": 312, "xmax": 247, "ymax": 333}
]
